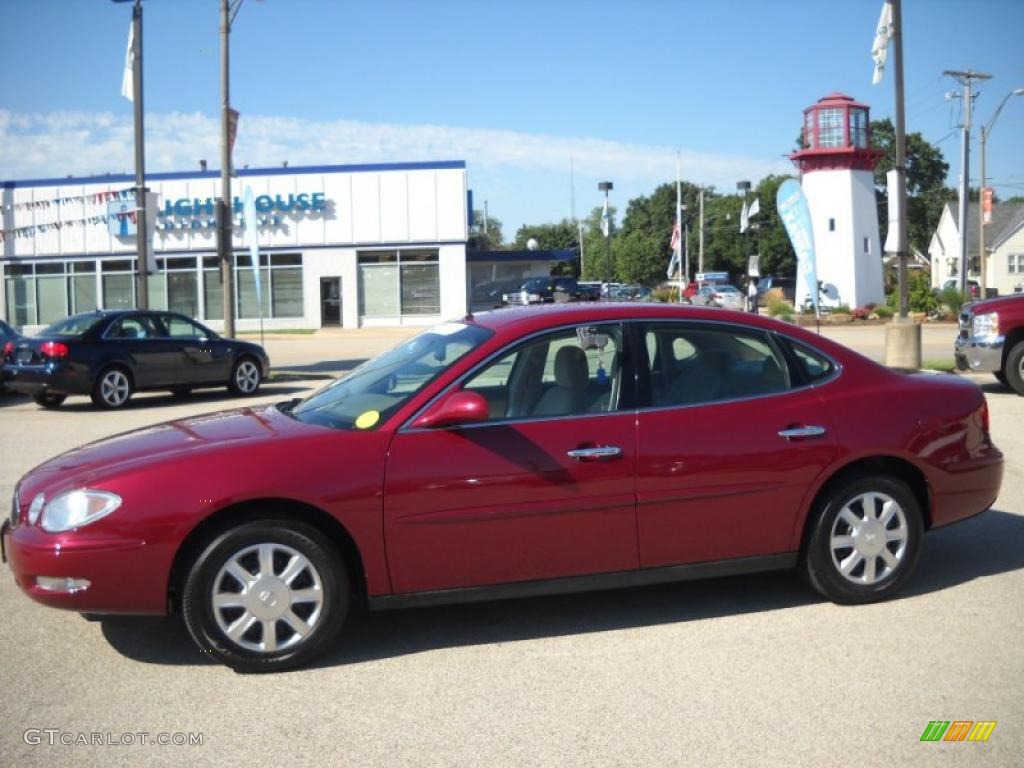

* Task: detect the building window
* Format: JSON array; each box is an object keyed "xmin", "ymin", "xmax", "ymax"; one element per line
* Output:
[
  {"xmin": 235, "ymin": 252, "xmax": 304, "ymax": 319},
  {"xmin": 4, "ymin": 263, "xmax": 38, "ymax": 326},
  {"xmin": 70, "ymin": 261, "xmax": 98, "ymax": 315},
  {"xmin": 101, "ymin": 260, "xmax": 135, "ymax": 311},
  {"xmin": 850, "ymin": 109, "xmax": 868, "ymax": 148},
  {"xmin": 358, "ymin": 249, "xmax": 440, "ymax": 318},
  {"xmin": 1010, "ymin": 253, "xmax": 1024, "ymax": 274},
  {"xmin": 817, "ymin": 108, "xmax": 845, "ymax": 148}
]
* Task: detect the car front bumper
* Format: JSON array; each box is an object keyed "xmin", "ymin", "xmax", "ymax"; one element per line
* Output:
[
  {"xmin": 2, "ymin": 520, "xmax": 170, "ymax": 615},
  {"xmin": 954, "ymin": 335, "xmax": 1003, "ymax": 373}
]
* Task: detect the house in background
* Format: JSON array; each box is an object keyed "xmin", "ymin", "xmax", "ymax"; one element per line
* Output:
[{"xmin": 929, "ymin": 201, "xmax": 1024, "ymax": 295}]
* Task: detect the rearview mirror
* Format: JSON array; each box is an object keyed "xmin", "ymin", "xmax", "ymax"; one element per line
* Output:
[{"xmin": 412, "ymin": 390, "xmax": 489, "ymax": 429}]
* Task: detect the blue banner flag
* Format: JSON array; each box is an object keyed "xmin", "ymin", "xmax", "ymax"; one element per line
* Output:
[{"xmin": 776, "ymin": 179, "xmax": 818, "ymax": 316}]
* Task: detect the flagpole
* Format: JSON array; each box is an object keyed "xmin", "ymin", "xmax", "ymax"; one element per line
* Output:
[{"xmin": 675, "ymin": 153, "xmax": 683, "ymax": 302}]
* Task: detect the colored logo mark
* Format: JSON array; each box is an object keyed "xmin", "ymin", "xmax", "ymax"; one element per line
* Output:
[{"xmin": 920, "ymin": 720, "xmax": 996, "ymax": 742}]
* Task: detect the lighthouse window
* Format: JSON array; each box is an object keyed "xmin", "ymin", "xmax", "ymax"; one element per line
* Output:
[
  {"xmin": 828, "ymin": 218, "xmax": 836, "ymax": 232},
  {"xmin": 851, "ymin": 109, "xmax": 868, "ymax": 148},
  {"xmin": 864, "ymin": 237, "xmax": 871, "ymax": 254},
  {"xmin": 818, "ymin": 108, "xmax": 844, "ymax": 148}
]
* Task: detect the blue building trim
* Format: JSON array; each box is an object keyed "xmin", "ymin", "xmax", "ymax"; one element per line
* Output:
[
  {"xmin": 1, "ymin": 160, "xmax": 467, "ymax": 189},
  {"xmin": 467, "ymin": 249, "xmax": 577, "ymax": 263}
]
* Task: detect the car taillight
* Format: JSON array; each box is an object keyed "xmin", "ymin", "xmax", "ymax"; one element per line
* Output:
[
  {"xmin": 40, "ymin": 341, "xmax": 69, "ymax": 358},
  {"xmin": 981, "ymin": 401, "xmax": 990, "ymax": 436},
  {"xmin": 2, "ymin": 341, "xmax": 12, "ymax": 357}
]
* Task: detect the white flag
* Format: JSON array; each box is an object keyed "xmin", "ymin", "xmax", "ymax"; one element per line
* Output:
[
  {"xmin": 871, "ymin": 0, "xmax": 893, "ymax": 85},
  {"xmin": 600, "ymin": 197, "xmax": 611, "ymax": 237},
  {"xmin": 121, "ymin": 22, "xmax": 134, "ymax": 102},
  {"xmin": 747, "ymin": 197, "xmax": 760, "ymax": 220},
  {"xmin": 667, "ymin": 222, "xmax": 681, "ymax": 278},
  {"xmin": 739, "ymin": 200, "xmax": 750, "ymax": 233}
]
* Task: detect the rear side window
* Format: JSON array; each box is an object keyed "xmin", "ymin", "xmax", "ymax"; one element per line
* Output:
[
  {"xmin": 643, "ymin": 323, "xmax": 790, "ymax": 407},
  {"xmin": 41, "ymin": 314, "xmax": 104, "ymax": 337},
  {"xmin": 788, "ymin": 341, "xmax": 835, "ymax": 382}
]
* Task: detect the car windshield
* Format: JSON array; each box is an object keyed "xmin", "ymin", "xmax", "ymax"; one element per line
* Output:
[
  {"xmin": 717, "ymin": 286, "xmax": 740, "ymax": 294},
  {"xmin": 40, "ymin": 314, "xmax": 104, "ymax": 337},
  {"xmin": 522, "ymin": 277, "xmax": 549, "ymax": 291},
  {"xmin": 290, "ymin": 321, "xmax": 493, "ymax": 431}
]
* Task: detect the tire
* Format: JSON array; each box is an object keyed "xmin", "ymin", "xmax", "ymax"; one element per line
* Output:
[
  {"xmin": 994, "ymin": 371, "xmax": 1008, "ymax": 387},
  {"xmin": 803, "ymin": 475, "xmax": 923, "ymax": 605},
  {"xmin": 181, "ymin": 520, "xmax": 348, "ymax": 673},
  {"xmin": 229, "ymin": 357, "xmax": 261, "ymax": 395},
  {"xmin": 1004, "ymin": 340, "xmax": 1024, "ymax": 396},
  {"xmin": 91, "ymin": 366, "xmax": 133, "ymax": 408},
  {"xmin": 32, "ymin": 392, "xmax": 67, "ymax": 409}
]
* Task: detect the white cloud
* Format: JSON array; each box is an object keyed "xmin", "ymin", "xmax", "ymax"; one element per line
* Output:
[{"xmin": 0, "ymin": 109, "xmax": 790, "ymax": 188}]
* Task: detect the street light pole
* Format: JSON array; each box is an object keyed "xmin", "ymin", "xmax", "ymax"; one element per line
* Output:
[
  {"xmin": 978, "ymin": 88, "xmax": 1024, "ymax": 297},
  {"xmin": 598, "ymin": 181, "xmax": 613, "ymax": 284}
]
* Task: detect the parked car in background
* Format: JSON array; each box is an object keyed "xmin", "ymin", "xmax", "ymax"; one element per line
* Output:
[
  {"xmin": 757, "ymin": 276, "xmax": 797, "ymax": 306},
  {"xmin": 503, "ymin": 276, "xmax": 580, "ymax": 305},
  {"xmin": 2, "ymin": 310, "xmax": 270, "ymax": 409},
  {"xmin": 576, "ymin": 282, "xmax": 603, "ymax": 301},
  {"xmin": 472, "ymin": 279, "xmax": 523, "ymax": 309},
  {"xmin": 0, "ymin": 319, "xmax": 20, "ymax": 393},
  {"xmin": 692, "ymin": 284, "xmax": 745, "ymax": 310},
  {"xmin": 3, "ymin": 304, "xmax": 1002, "ymax": 671},
  {"xmin": 955, "ymin": 294, "xmax": 1024, "ymax": 394},
  {"xmin": 607, "ymin": 285, "xmax": 653, "ymax": 301},
  {"xmin": 937, "ymin": 278, "xmax": 981, "ymax": 299}
]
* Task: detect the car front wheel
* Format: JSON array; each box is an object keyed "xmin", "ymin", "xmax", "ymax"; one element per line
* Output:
[
  {"xmin": 181, "ymin": 520, "xmax": 348, "ymax": 672},
  {"xmin": 229, "ymin": 357, "xmax": 261, "ymax": 395},
  {"xmin": 91, "ymin": 367, "xmax": 133, "ymax": 408},
  {"xmin": 1004, "ymin": 340, "xmax": 1024, "ymax": 396},
  {"xmin": 803, "ymin": 475, "xmax": 923, "ymax": 604}
]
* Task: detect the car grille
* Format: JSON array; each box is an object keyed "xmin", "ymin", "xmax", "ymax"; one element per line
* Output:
[{"xmin": 505, "ymin": 293, "xmax": 528, "ymax": 305}]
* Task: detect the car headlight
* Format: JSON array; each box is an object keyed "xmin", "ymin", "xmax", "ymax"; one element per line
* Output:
[
  {"xmin": 40, "ymin": 489, "xmax": 122, "ymax": 533},
  {"xmin": 27, "ymin": 493, "xmax": 46, "ymax": 526},
  {"xmin": 972, "ymin": 312, "xmax": 999, "ymax": 341}
]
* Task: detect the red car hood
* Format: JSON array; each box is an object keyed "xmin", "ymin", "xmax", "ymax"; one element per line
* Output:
[
  {"xmin": 20, "ymin": 404, "xmax": 323, "ymax": 493},
  {"xmin": 966, "ymin": 295, "xmax": 1023, "ymax": 314}
]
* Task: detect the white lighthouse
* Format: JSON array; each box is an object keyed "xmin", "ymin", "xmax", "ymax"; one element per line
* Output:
[{"xmin": 790, "ymin": 92, "xmax": 885, "ymax": 309}]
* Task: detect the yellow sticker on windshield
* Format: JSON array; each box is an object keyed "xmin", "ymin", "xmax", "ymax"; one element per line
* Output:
[{"xmin": 355, "ymin": 410, "xmax": 380, "ymax": 430}]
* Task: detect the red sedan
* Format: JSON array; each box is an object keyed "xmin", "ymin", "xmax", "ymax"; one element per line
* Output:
[{"xmin": 3, "ymin": 304, "xmax": 1003, "ymax": 672}]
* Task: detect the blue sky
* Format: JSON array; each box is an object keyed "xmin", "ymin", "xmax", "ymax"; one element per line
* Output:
[{"xmin": 2, "ymin": 0, "xmax": 1023, "ymax": 238}]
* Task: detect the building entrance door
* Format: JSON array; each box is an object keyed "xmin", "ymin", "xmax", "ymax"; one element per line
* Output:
[{"xmin": 320, "ymin": 277, "xmax": 341, "ymax": 326}]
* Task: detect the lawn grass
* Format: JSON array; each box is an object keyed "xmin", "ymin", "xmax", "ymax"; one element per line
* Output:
[{"xmin": 921, "ymin": 359, "xmax": 956, "ymax": 373}]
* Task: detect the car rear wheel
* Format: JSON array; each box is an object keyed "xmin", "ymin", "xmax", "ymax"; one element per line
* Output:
[
  {"xmin": 229, "ymin": 357, "xmax": 261, "ymax": 395},
  {"xmin": 803, "ymin": 475, "xmax": 923, "ymax": 604},
  {"xmin": 91, "ymin": 367, "xmax": 133, "ymax": 408},
  {"xmin": 32, "ymin": 393, "xmax": 67, "ymax": 409},
  {"xmin": 182, "ymin": 520, "xmax": 347, "ymax": 673},
  {"xmin": 1004, "ymin": 340, "xmax": 1024, "ymax": 396}
]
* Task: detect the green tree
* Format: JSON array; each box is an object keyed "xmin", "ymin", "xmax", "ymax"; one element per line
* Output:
[
  {"xmin": 870, "ymin": 118, "xmax": 951, "ymax": 252},
  {"xmin": 617, "ymin": 181, "xmax": 703, "ymax": 285},
  {"xmin": 467, "ymin": 209, "xmax": 504, "ymax": 250}
]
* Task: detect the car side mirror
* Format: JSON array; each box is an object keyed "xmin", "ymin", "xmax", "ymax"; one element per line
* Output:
[{"xmin": 412, "ymin": 390, "xmax": 490, "ymax": 429}]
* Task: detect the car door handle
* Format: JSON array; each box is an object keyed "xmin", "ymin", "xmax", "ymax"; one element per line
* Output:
[
  {"xmin": 777, "ymin": 425, "xmax": 827, "ymax": 440},
  {"xmin": 566, "ymin": 446, "xmax": 622, "ymax": 461}
]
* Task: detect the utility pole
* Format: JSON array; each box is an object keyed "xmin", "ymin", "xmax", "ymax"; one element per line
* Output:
[
  {"xmin": 698, "ymin": 187, "xmax": 705, "ymax": 275},
  {"xmin": 944, "ymin": 68, "xmax": 991, "ymax": 296},
  {"xmin": 218, "ymin": 0, "xmax": 238, "ymax": 337},
  {"xmin": 128, "ymin": 0, "xmax": 149, "ymax": 309}
]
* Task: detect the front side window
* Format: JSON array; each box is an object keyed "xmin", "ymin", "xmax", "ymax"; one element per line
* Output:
[
  {"xmin": 644, "ymin": 323, "xmax": 790, "ymax": 407},
  {"xmin": 462, "ymin": 324, "xmax": 623, "ymax": 421},
  {"xmin": 291, "ymin": 321, "xmax": 493, "ymax": 430},
  {"xmin": 109, "ymin": 316, "xmax": 161, "ymax": 339}
]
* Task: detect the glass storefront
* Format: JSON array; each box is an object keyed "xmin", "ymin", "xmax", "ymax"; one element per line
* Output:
[
  {"xmin": 358, "ymin": 249, "xmax": 440, "ymax": 318},
  {"xmin": 3, "ymin": 252, "xmax": 305, "ymax": 325}
]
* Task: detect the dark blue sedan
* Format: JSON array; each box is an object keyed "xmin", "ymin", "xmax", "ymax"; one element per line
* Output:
[{"xmin": 2, "ymin": 311, "xmax": 270, "ymax": 409}]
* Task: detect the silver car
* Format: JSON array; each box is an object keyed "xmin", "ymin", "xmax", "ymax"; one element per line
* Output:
[{"xmin": 693, "ymin": 284, "xmax": 745, "ymax": 310}]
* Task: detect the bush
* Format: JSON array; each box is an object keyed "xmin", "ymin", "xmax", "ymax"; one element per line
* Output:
[
  {"xmin": 851, "ymin": 307, "xmax": 871, "ymax": 320},
  {"xmin": 874, "ymin": 305, "xmax": 894, "ymax": 319},
  {"xmin": 886, "ymin": 272, "xmax": 938, "ymax": 314},
  {"xmin": 940, "ymin": 286, "xmax": 966, "ymax": 314},
  {"xmin": 832, "ymin": 304, "xmax": 851, "ymax": 315},
  {"xmin": 651, "ymin": 287, "xmax": 681, "ymax": 303},
  {"xmin": 765, "ymin": 289, "xmax": 793, "ymax": 318}
]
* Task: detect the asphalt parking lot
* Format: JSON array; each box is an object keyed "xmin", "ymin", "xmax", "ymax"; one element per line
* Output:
[{"xmin": 0, "ymin": 325, "xmax": 1021, "ymax": 767}]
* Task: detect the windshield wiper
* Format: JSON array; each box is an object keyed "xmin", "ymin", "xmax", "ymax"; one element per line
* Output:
[{"xmin": 276, "ymin": 397, "xmax": 302, "ymax": 415}]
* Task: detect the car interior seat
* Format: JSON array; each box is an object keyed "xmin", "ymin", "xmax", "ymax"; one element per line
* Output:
[{"xmin": 532, "ymin": 346, "xmax": 590, "ymax": 416}]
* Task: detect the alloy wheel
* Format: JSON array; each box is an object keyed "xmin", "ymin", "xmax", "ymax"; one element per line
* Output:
[
  {"xmin": 234, "ymin": 360, "xmax": 260, "ymax": 394},
  {"xmin": 100, "ymin": 370, "xmax": 131, "ymax": 407}
]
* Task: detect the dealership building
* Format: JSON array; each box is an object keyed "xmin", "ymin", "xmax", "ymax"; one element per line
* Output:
[{"xmin": 0, "ymin": 160, "xmax": 508, "ymax": 332}]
